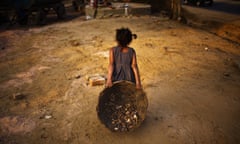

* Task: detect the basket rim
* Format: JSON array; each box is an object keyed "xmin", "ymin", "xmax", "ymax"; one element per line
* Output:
[{"xmin": 112, "ymin": 80, "xmax": 135, "ymax": 85}]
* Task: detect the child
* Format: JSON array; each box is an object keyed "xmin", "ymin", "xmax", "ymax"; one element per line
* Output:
[{"xmin": 106, "ymin": 28, "xmax": 142, "ymax": 89}]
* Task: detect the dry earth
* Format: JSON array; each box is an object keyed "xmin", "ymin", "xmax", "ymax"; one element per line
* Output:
[{"xmin": 0, "ymin": 14, "xmax": 240, "ymax": 144}]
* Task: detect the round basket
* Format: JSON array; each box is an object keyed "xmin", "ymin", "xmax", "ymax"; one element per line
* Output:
[{"xmin": 97, "ymin": 81, "xmax": 148, "ymax": 132}]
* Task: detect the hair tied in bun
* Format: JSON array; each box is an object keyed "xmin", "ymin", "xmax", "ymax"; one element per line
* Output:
[{"xmin": 132, "ymin": 34, "xmax": 137, "ymax": 39}]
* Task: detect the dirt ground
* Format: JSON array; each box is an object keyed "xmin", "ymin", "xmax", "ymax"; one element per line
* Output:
[{"xmin": 0, "ymin": 12, "xmax": 240, "ymax": 144}]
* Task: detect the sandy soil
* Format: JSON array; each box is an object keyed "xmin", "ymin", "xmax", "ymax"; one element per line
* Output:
[{"xmin": 0, "ymin": 13, "xmax": 240, "ymax": 144}]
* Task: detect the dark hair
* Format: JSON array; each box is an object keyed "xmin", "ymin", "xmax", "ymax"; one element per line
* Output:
[{"xmin": 116, "ymin": 28, "xmax": 137, "ymax": 47}]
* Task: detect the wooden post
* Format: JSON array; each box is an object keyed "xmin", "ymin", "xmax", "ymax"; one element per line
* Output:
[{"xmin": 171, "ymin": 0, "xmax": 181, "ymax": 19}]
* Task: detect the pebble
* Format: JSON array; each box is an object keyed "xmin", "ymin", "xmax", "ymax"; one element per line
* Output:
[
  {"xmin": 44, "ymin": 115, "xmax": 52, "ymax": 119},
  {"xmin": 103, "ymin": 99, "xmax": 140, "ymax": 132}
]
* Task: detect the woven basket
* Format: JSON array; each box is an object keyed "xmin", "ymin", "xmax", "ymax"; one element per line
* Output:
[{"xmin": 97, "ymin": 81, "xmax": 148, "ymax": 132}]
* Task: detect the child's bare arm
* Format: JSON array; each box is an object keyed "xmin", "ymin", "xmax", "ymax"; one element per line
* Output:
[
  {"xmin": 106, "ymin": 48, "xmax": 114, "ymax": 87},
  {"xmin": 131, "ymin": 50, "xmax": 142, "ymax": 89}
]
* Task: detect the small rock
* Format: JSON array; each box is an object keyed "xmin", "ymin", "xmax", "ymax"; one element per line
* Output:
[
  {"xmin": 204, "ymin": 47, "xmax": 209, "ymax": 51},
  {"xmin": 44, "ymin": 115, "xmax": 52, "ymax": 119},
  {"xmin": 133, "ymin": 114, "xmax": 137, "ymax": 119},
  {"xmin": 116, "ymin": 105, "xmax": 122, "ymax": 109},
  {"xmin": 12, "ymin": 93, "xmax": 25, "ymax": 100}
]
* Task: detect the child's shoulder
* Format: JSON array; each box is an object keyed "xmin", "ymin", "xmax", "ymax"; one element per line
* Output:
[
  {"xmin": 110, "ymin": 46, "xmax": 117, "ymax": 50},
  {"xmin": 129, "ymin": 47, "xmax": 136, "ymax": 52},
  {"xmin": 109, "ymin": 47, "xmax": 118, "ymax": 54},
  {"xmin": 111, "ymin": 46, "xmax": 121, "ymax": 52}
]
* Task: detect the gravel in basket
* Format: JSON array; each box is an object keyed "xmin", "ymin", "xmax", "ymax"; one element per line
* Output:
[{"xmin": 97, "ymin": 81, "xmax": 148, "ymax": 132}]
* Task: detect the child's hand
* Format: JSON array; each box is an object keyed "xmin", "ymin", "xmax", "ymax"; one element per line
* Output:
[
  {"xmin": 106, "ymin": 80, "xmax": 113, "ymax": 88},
  {"xmin": 136, "ymin": 83, "xmax": 142, "ymax": 89}
]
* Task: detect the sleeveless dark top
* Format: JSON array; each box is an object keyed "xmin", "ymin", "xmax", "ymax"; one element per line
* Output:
[{"xmin": 112, "ymin": 46, "xmax": 136, "ymax": 83}]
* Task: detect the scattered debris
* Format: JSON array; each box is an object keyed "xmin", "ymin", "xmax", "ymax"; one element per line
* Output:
[{"xmin": 104, "ymin": 102, "xmax": 140, "ymax": 132}]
